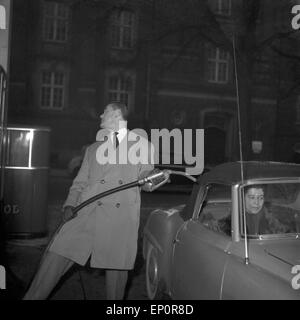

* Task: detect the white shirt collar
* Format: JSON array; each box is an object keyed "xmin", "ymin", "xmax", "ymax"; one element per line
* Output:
[
  {"xmin": 110, "ymin": 127, "xmax": 127, "ymax": 143},
  {"xmin": 116, "ymin": 127, "xmax": 127, "ymax": 142},
  {"xmin": 95, "ymin": 127, "xmax": 128, "ymax": 143}
]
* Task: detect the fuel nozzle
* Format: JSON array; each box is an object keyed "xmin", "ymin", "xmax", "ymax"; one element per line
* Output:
[{"xmin": 139, "ymin": 169, "xmax": 170, "ymax": 192}]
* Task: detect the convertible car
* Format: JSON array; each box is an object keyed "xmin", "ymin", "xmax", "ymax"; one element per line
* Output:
[{"xmin": 143, "ymin": 162, "xmax": 300, "ymax": 299}]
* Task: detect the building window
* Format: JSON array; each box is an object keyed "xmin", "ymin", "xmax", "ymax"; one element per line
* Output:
[
  {"xmin": 40, "ymin": 71, "xmax": 65, "ymax": 110},
  {"xmin": 210, "ymin": 0, "xmax": 231, "ymax": 16},
  {"xmin": 108, "ymin": 73, "xmax": 134, "ymax": 109},
  {"xmin": 43, "ymin": 1, "xmax": 70, "ymax": 42},
  {"xmin": 207, "ymin": 45, "xmax": 229, "ymax": 83},
  {"xmin": 110, "ymin": 10, "xmax": 136, "ymax": 49}
]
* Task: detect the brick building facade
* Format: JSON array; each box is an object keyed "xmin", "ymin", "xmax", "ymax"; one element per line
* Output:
[{"xmin": 6, "ymin": 0, "xmax": 300, "ymax": 168}]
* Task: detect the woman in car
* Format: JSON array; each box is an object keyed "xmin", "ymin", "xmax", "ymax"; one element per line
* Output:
[{"xmin": 243, "ymin": 185, "xmax": 288, "ymax": 235}]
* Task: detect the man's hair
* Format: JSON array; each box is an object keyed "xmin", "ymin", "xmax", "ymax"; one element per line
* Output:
[{"xmin": 107, "ymin": 102, "xmax": 129, "ymax": 120}]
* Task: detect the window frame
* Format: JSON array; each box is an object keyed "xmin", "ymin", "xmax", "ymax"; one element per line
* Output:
[
  {"xmin": 42, "ymin": 1, "xmax": 70, "ymax": 43},
  {"xmin": 106, "ymin": 71, "xmax": 135, "ymax": 111},
  {"xmin": 40, "ymin": 70, "xmax": 66, "ymax": 110},
  {"xmin": 207, "ymin": 46, "xmax": 230, "ymax": 84},
  {"xmin": 110, "ymin": 9, "xmax": 136, "ymax": 49}
]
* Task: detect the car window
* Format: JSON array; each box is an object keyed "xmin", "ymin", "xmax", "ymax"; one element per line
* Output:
[
  {"xmin": 198, "ymin": 184, "xmax": 232, "ymax": 236},
  {"xmin": 240, "ymin": 182, "xmax": 300, "ymax": 236}
]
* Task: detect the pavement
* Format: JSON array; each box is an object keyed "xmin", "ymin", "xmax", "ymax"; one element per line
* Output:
[{"xmin": 1, "ymin": 169, "xmax": 190, "ymax": 300}]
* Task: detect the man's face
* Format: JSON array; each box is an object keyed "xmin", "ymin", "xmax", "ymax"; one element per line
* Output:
[
  {"xmin": 100, "ymin": 106, "xmax": 120, "ymax": 130},
  {"xmin": 245, "ymin": 187, "xmax": 264, "ymax": 214}
]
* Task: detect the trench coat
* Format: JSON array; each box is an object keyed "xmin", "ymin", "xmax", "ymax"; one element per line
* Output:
[{"xmin": 49, "ymin": 129, "xmax": 154, "ymax": 269}]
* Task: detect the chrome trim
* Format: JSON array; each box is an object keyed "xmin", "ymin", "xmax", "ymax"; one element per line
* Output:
[
  {"xmin": 241, "ymin": 233, "xmax": 300, "ymax": 241},
  {"xmin": 6, "ymin": 127, "xmax": 51, "ymax": 132},
  {"xmin": 191, "ymin": 185, "xmax": 206, "ymax": 220},
  {"xmin": 232, "ymin": 184, "xmax": 240, "ymax": 242},
  {"xmin": 241, "ymin": 178, "xmax": 300, "ymax": 184},
  {"xmin": 265, "ymin": 251, "xmax": 295, "ymax": 266},
  {"xmin": 5, "ymin": 166, "xmax": 49, "ymax": 170},
  {"xmin": 28, "ymin": 130, "xmax": 33, "ymax": 167}
]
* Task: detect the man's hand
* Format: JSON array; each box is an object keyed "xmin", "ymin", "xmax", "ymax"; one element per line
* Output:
[
  {"xmin": 162, "ymin": 169, "xmax": 170, "ymax": 183},
  {"xmin": 62, "ymin": 206, "xmax": 77, "ymax": 223}
]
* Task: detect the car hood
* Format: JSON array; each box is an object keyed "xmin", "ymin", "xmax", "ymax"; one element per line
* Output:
[{"xmin": 263, "ymin": 239, "xmax": 300, "ymax": 266}]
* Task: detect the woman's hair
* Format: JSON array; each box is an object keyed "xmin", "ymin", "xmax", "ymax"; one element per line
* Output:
[{"xmin": 244, "ymin": 184, "xmax": 265, "ymax": 195}]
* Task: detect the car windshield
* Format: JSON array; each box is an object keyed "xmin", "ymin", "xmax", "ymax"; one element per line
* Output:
[{"xmin": 241, "ymin": 182, "xmax": 300, "ymax": 236}]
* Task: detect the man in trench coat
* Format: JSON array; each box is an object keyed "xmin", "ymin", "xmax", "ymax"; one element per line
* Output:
[{"xmin": 24, "ymin": 102, "xmax": 155, "ymax": 300}]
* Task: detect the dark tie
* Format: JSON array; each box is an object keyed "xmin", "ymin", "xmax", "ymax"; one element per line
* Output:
[{"xmin": 114, "ymin": 132, "xmax": 119, "ymax": 149}]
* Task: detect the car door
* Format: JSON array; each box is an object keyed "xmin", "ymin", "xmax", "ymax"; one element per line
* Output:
[{"xmin": 171, "ymin": 183, "xmax": 232, "ymax": 299}]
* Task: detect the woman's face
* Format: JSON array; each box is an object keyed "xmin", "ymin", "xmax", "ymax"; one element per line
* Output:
[{"xmin": 245, "ymin": 187, "xmax": 264, "ymax": 214}]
